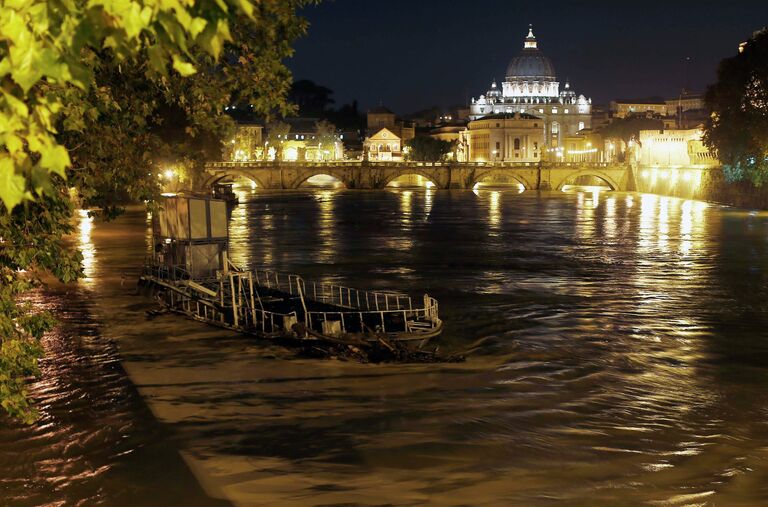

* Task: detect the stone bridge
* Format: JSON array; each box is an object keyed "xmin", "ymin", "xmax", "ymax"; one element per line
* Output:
[{"xmin": 202, "ymin": 161, "xmax": 636, "ymax": 191}]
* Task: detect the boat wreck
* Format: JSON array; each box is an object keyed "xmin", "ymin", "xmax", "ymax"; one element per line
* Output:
[{"xmin": 139, "ymin": 196, "xmax": 451, "ymax": 362}]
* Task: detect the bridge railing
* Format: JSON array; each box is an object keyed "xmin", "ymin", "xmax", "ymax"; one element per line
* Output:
[{"xmin": 205, "ymin": 160, "xmax": 619, "ymax": 170}]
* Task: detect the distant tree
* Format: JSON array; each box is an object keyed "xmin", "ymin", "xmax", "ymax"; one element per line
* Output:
[
  {"xmin": 314, "ymin": 119, "xmax": 338, "ymax": 160},
  {"xmin": 289, "ymin": 79, "xmax": 335, "ymax": 117},
  {"xmin": 704, "ymin": 28, "xmax": 768, "ymax": 185},
  {"xmin": 405, "ymin": 136, "xmax": 454, "ymax": 162},
  {"xmin": 325, "ymin": 100, "xmax": 365, "ymax": 131},
  {"xmin": 598, "ymin": 115, "xmax": 665, "ymax": 144},
  {"xmin": 404, "ymin": 106, "xmax": 441, "ymax": 124},
  {"xmin": 266, "ymin": 121, "xmax": 291, "ymax": 160}
]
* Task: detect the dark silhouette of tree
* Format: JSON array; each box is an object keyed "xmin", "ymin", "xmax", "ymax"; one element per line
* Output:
[
  {"xmin": 405, "ymin": 136, "xmax": 454, "ymax": 162},
  {"xmin": 598, "ymin": 115, "xmax": 664, "ymax": 143},
  {"xmin": 289, "ymin": 79, "xmax": 335, "ymax": 116},
  {"xmin": 704, "ymin": 28, "xmax": 768, "ymax": 185},
  {"xmin": 325, "ymin": 100, "xmax": 365, "ymax": 131}
]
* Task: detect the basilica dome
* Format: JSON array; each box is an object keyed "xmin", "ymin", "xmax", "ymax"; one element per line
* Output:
[{"xmin": 505, "ymin": 27, "xmax": 556, "ymax": 80}]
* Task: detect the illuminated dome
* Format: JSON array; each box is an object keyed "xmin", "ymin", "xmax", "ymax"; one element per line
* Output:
[{"xmin": 505, "ymin": 26, "xmax": 556, "ymax": 80}]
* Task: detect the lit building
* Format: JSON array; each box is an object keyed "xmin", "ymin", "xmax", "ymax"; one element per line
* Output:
[
  {"xmin": 465, "ymin": 112, "xmax": 544, "ymax": 162},
  {"xmin": 430, "ymin": 124, "xmax": 465, "ymax": 143},
  {"xmin": 562, "ymin": 129, "xmax": 603, "ymax": 163},
  {"xmin": 664, "ymin": 92, "xmax": 708, "ymax": 129},
  {"xmin": 364, "ymin": 106, "xmax": 415, "ymax": 161},
  {"xmin": 609, "ymin": 98, "xmax": 667, "ymax": 118},
  {"xmin": 469, "ymin": 26, "xmax": 592, "ymax": 148},
  {"xmin": 366, "ymin": 127, "xmax": 404, "ymax": 161},
  {"xmin": 224, "ymin": 123, "xmax": 263, "ymax": 162},
  {"xmin": 638, "ymin": 127, "xmax": 718, "ymax": 167},
  {"xmin": 266, "ymin": 118, "xmax": 344, "ymax": 161}
]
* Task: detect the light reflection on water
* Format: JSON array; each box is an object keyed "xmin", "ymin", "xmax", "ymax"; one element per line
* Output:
[
  {"xmin": 78, "ymin": 209, "xmax": 97, "ymax": 285},
  {"xmin": 9, "ymin": 191, "xmax": 768, "ymax": 506}
]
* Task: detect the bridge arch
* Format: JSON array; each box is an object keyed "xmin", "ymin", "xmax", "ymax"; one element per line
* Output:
[
  {"xmin": 295, "ymin": 172, "xmax": 347, "ymax": 189},
  {"xmin": 472, "ymin": 169, "xmax": 533, "ymax": 190},
  {"xmin": 203, "ymin": 171, "xmax": 266, "ymax": 190},
  {"xmin": 382, "ymin": 170, "xmax": 440, "ymax": 189},
  {"xmin": 291, "ymin": 168, "xmax": 348, "ymax": 189},
  {"xmin": 556, "ymin": 170, "xmax": 619, "ymax": 191}
]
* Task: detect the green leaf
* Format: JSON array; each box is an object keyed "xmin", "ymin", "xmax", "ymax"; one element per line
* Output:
[
  {"xmin": 147, "ymin": 45, "xmax": 168, "ymax": 77},
  {"xmin": 38, "ymin": 143, "xmax": 71, "ymax": 178},
  {"xmin": 2, "ymin": 90, "xmax": 28, "ymax": 117},
  {"xmin": 0, "ymin": 157, "xmax": 27, "ymax": 211},
  {"xmin": 172, "ymin": 54, "xmax": 196, "ymax": 76}
]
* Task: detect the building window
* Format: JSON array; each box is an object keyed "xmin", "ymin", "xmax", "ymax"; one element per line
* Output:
[
  {"xmin": 534, "ymin": 123, "xmax": 538, "ymax": 128},
  {"xmin": 534, "ymin": 142, "xmax": 538, "ymax": 150},
  {"xmin": 552, "ymin": 108, "xmax": 558, "ymax": 114},
  {"xmin": 578, "ymin": 121, "xmax": 585, "ymax": 131},
  {"xmin": 551, "ymin": 122, "xmax": 559, "ymax": 134},
  {"xmin": 496, "ymin": 123, "xmax": 500, "ymax": 127},
  {"xmin": 514, "ymin": 138, "xmax": 520, "ymax": 150},
  {"xmin": 564, "ymin": 109, "xmax": 569, "ymax": 114},
  {"xmin": 496, "ymin": 141, "xmax": 500, "ymax": 150}
]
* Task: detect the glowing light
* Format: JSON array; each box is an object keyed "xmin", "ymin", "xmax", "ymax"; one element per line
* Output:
[
  {"xmin": 77, "ymin": 210, "xmax": 96, "ymax": 285},
  {"xmin": 164, "ymin": 169, "xmax": 175, "ymax": 180},
  {"xmin": 566, "ymin": 148, "xmax": 598, "ymax": 155},
  {"xmin": 284, "ymin": 147, "xmax": 298, "ymax": 161}
]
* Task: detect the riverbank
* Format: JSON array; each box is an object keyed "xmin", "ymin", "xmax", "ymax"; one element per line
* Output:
[{"xmin": 636, "ymin": 165, "xmax": 768, "ymax": 209}]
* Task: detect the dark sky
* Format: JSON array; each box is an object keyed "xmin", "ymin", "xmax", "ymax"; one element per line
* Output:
[{"xmin": 288, "ymin": 0, "xmax": 768, "ymax": 114}]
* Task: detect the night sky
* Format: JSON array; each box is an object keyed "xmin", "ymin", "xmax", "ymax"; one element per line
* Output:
[{"xmin": 289, "ymin": 0, "xmax": 768, "ymax": 114}]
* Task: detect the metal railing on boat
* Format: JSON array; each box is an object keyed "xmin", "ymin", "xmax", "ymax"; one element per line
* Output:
[
  {"xmin": 251, "ymin": 267, "xmax": 414, "ymax": 312},
  {"xmin": 143, "ymin": 260, "xmax": 440, "ymax": 338}
]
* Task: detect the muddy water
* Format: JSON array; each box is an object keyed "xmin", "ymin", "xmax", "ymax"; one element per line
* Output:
[{"xmin": 5, "ymin": 189, "xmax": 768, "ymax": 506}]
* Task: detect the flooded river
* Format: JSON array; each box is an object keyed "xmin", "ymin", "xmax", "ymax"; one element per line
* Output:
[{"xmin": 5, "ymin": 189, "xmax": 768, "ymax": 506}]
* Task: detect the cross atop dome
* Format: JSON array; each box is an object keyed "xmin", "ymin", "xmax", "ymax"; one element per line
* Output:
[{"xmin": 524, "ymin": 24, "xmax": 537, "ymax": 49}]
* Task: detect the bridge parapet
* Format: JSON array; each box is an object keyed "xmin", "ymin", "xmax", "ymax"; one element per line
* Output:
[
  {"xmin": 205, "ymin": 160, "xmax": 618, "ymax": 170},
  {"xmin": 202, "ymin": 160, "xmax": 631, "ymax": 191}
]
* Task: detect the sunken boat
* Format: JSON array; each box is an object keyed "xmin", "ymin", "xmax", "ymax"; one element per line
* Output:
[{"xmin": 139, "ymin": 196, "xmax": 444, "ymax": 361}]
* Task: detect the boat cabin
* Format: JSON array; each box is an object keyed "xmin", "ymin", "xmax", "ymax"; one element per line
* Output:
[{"xmin": 151, "ymin": 196, "xmax": 229, "ymax": 279}]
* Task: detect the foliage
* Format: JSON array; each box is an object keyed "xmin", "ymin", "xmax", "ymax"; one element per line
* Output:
[
  {"xmin": 704, "ymin": 28, "xmax": 768, "ymax": 186},
  {"xmin": 598, "ymin": 115, "xmax": 664, "ymax": 143},
  {"xmin": 405, "ymin": 136, "xmax": 453, "ymax": 162},
  {"xmin": 324, "ymin": 100, "xmax": 364, "ymax": 131},
  {"xmin": 1, "ymin": 0, "xmax": 316, "ymax": 422},
  {"xmin": 288, "ymin": 79, "xmax": 334, "ymax": 117},
  {"xmin": 0, "ymin": 0, "xmax": 253, "ymax": 213},
  {"xmin": 265, "ymin": 120, "xmax": 291, "ymax": 160},
  {"xmin": 314, "ymin": 119, "xmax": 337, "ymax": 159},
  {"xmin": 1, "ymin": 190, "xmax": 80, "ymax": 423}
]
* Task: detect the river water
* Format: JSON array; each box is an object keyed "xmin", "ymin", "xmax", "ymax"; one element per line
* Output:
[{"xmin": 5, "ymin": 189, "xmax": 768, "ymax": 506}]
